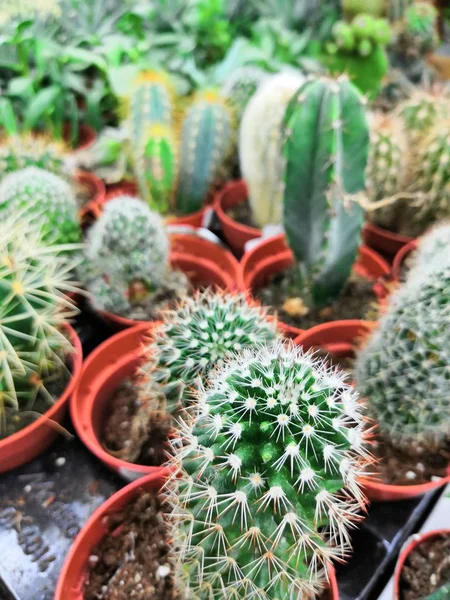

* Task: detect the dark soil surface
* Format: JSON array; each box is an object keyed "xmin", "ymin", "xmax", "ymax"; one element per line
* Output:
[
  {"xmin": 256, "ymin": 266, "xmax": 377, "ymax": 329},
  {"xmin": 101, "ymin": 378, "xmax": 171, "ymax": 467},
  {"xmin": 226, "ymin": 197, "xmax": 259, "ymax": 229},
  {"xmin": 372, "ymin": 438, "xmax": 450, "ymax": 486},
  {"xmin": 83, "ymin": 491, "xmax": 177, "ymax": 600},
  {"xmin": 400, "ymin": 534, "xmax": 450, "ymax": 600}
]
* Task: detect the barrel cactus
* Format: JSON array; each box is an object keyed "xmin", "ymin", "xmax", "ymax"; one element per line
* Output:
[
  {"xmin": 283, "ymin": 75, "xmax": 370, "ymax": 309},
  {"xmin": 0, "ymin": 167, "xmax": 81, "ymax": 246},
  {"xmin": 356, "ymin": 261, "xmax": 450, "ymax": 453},
  {"xmin": 176, "ymin": 89, "xmax": 234, "ymax": 215},
  {"xmin": 0, "ymin": 134, "xmax": 70, "ymax": 180},
  {"xmin": 165, "ymin": 341, "xmax": 370, "ymax": 599},
  {"xmin": 398, "ymin": 91, "xmax": 449, "ymax": 145},
  {"xmin": 0, "ymin": 215, "xmax": 78, "ymax": 436},
  {"xmin": 411, "ymin": 223, "xmax": 450, "ymax": 273},
  {"xmin": 239, "ymin": 72, "xmax": 305, "ymax": 228}
]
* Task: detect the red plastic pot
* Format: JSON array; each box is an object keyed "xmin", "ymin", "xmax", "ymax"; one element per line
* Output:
[
  {"xmin": 70, "ymin": 324, "xmax": 162, "ymax": 480},
  {"xmin": 100, "ymin": 250, "xmax": 237, "ymax": 331},
  {"xmin": 392, "ymin": 239, "xmax": 418, "ymax": 283},
  {"xmin": 393, "ymin": 529, "xmax": 450, "ymax": 599},
  {"xmin": 55, "ymin": 471, "xmax": 168, "ymax": 600},
  {"xmin": 214, "ymin": 179, "xmax": 261, "ymax": 256},
  {"xmin": 75, "ymin": 170, "xmax": 106, "ymax": 225},
  {"xmin": 56, "ymin": 470, "xmax": 339, "ymax": 600},
  {"xmin": 63, "ymin": 123, "xmax": 97, "ymax": 151},
  {"xmin": 239, "ymin": 234, "xmax": 390, "ymax": 339},
  {"xmin": 0, "ymin": 323, "xmax": 83, "ymax": 474},
  {"xmin": 363, "ymin": 222, "xmax": 413, "ymax": 259}
]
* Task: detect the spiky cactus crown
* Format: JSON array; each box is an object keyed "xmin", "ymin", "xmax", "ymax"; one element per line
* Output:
[
  {"xmin": 0, "ymin": 167, "xmax": 81, "ymax": 246},
  {"xmin": 409, "ymin": 223, "xmax": 450, "ymax": 276},
  {"xmin": 83, "ymin": 196, "xmax": 170, "ymax": 313},
  {"xmin": 398, "ymin": 92, "xmax": 449, "ymax": 145},
  {"xmin": 239, "ymin": 72, "xmax": 305, "ymax": 228},
  {"xmin": 165, "ymin": 341, "xmax": 370, "ymax": 599},
  {"xmin": 0, "ymin": 215, "xmax": 79, "ymax": 433},
  {"xmin": 0, "ymin": 134, "xmax": 70, "ymax": 180},
  {"xmin": 355, "ymin": 263, "xmax": 450, "ymax": 452}
]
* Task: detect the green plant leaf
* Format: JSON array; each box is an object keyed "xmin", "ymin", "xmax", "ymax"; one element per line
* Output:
[
  {"xmin": 24, "ymin": 85, "xmax": 60, "ymax": 131},
  {"xmin": 0, "ymin": 98, "xmax": 18, "ymax": 135},
  {"xmin": 62, "ymin": 47, "xmax": 107, "ymax": 71},
  {"xmin": 7, "ymin": 76, "xmax": 33, "ymax": 96}
]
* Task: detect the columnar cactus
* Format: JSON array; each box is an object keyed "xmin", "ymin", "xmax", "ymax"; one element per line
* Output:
[
  {"xmin": 398, "ymin": 91, "xmax": 449, "ymax": 145},
  {"xmin": 221, "ymin": 66, "xmax": 268, "ymax": 122},
  {"xmin": 355, "ymin": 261, "xmax": 450, "ymax": 452},
  {"xmin": 239, "ymin": 72, "xmax": 304, "ymax": 228},
  {"xmin": 82, "ymin": 195, "xmax": 171, "ymax": 315},
  {"xmin": 0, "ymin": 167, "xmax": 81, "ymax": 246},
  {"xmin": 165, "ymin": 341, "xmax": 370, "ymax": 599},
  {"xmin": 0, "ymin": 134, "xmax": 70, "ymax": 180},
  {"xmin": 176, "ymin": 89, "xmax": 234, "ymax": 215},
  {"xmin": 282, "ymin": 75, "xmax": 370, "ymax": 309},
  {"xmin": 0, "ymin": 215, "xmax": 78, "ymax": 433}
]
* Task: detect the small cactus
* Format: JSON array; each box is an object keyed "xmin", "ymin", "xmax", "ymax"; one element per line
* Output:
[
  {"xmin": 404, "ymin": 1, "xmax": 439, "ymax": 55},
  {"xmin": 166, "ymin": 341, "xmax": 370, "ymax": 599},
  {"xmin": 408, "ymin": 223, "xmax": 450, "ymax": 276},
  {"xmin": 0, "ymin": 214, "xmax": 79, "ymax": 436},
  {"xmin": 386, "ymin": 0, "xmax": 411, "ymax": 23},
  {"xmin": 424, "ymin": 582, "xmax": 450, "ymax": 600},
  {"xmin": 221, "ymin": 66, "xmax": 268, "ymax": 122},
  {"xmin": 176, "ymin": 89, "xmax": 234, "ymax": 215},
  {"xmin": 282, "ymin": 76, "xmax": 370, "ymax": 309},
  {"xmin": 239, "ymin": 72, "xmax": 305, "ymax": 228},
  {"xmin": 0, "ymin": 167, "xmax": 81, "ymax": 246},
  {"xmin": 356, "ymin": 261, "xmax": 450, "ymax": 453},
  {"xmin": 0, "ymin": 134, "xmax": 70, "ymax": 180},
  {"xmin": 398, "ymin": 91, "xmax": 449, "ymax": 145}
]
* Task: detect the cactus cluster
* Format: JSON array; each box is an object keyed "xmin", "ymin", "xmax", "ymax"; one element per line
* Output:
[
  {"xmin": 0, "ymin": 167, "xmax": 81, "ymax": 247},
  {"xmin": 82, "ymin": 195, "xmax": 179, "ymax": 316},
  {"xmin": 282, "ymin": 76, "xmax": 370, "ymax": 309},
  {"xmin": 127, "ymin": 71, "xmax": 234, "ymax": 215},
  {"xmin": 165, "ymin": 341, "xmax": 370, "ymax": 599},
  {"xmin": 0, "ymin": 214, "xmax": 78, "ymax": 436},
  {"xmin": 327, "ymin": 15, "xmax": 392, "ymax": 58},
  {"xmin": 239, "ymin": 72, "xmax": 304, "ymax": 228},
  {"xmin": 356, "ymin": 259, "xmax": 450, "ymax": 453},
  {"xmin": 0, "ymin": 134, "xmax": 70, "ymax": 180}
]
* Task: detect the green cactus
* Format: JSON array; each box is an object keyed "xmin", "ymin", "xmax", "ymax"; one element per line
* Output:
[
  {"xmin": 356, "ymin": 261, "xmax": 450, "ymax": 453},
  {"xmin": 386, "ymin": 0, "xmax": 412, "ymax": 23},
  {"xmin": 410, "ymin": 223, "xmax": 450, "ymax": 276},
  {"xmin": 82, "ymin": 195, "xmax": 173, "ymax": 315},
  {"xmin": 404, "ymin": 1, "xmax": 439, "ymax": 55},
  {"xmin": 398, "ymin": 91, "xmax": 447, "ymax": 145},
  {"xmin": 424, "ymin": 582, "xmax": 450, "ymax": 600},
  {"xmin": 221, "ymin": 66, "xmax": 268, "ymax": 122},
  {"xmin": 0, "ymin": 167, "xmax": 81, "ymax": 247},
  {"xmin": 342, "ymin": 0, "xmax": 384, "ymax": 18},
  {"xmin": 239, "ymin": 72, "xmax": 305, "ymax": 228},
  {"xmin": 175, "ymin": 89, "xmax": 234, "ymax": 215},
  {"xmin": 0, "ymin": 214, "xmax": 78, "ymax": 436},
  {"xmin": 282, "ymin": 75, "xmax": 370, "ymax": 309},
  {"xmin": 165, "ymin": 341, "xmax": 370, "ymax": 599},
  {"xmin": 0, "ymin": 134, "xmax": 70, "ymax": 180}
]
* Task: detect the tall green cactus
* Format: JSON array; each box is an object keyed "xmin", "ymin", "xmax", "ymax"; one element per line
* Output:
[
  {"xmin": 165, "ymin": 341, "xmax": 370, "ymax": 599},
  {"xmin": 282, "ymin": 75, "xmax": 370, "ymax": 309},
  {"xmin": 176, "ymin": 89, "xmax": 234, "ymax": 215}
]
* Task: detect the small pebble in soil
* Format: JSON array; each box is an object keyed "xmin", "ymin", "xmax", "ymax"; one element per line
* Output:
[{"xmin": 55, "ymin": 456, "xmax": 66, "ymax": 467}]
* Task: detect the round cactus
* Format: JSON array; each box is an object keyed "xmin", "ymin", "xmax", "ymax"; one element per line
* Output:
[
  {"xmin": 404, "ymin": 1, "xmax": 439, "ymax": 55},
  {"xmin": 165, "ymin": 341, "xmax": 370, "ymax": 599},
  {"xmin": 408, "ymin": 223, "xmax": 450, "ymax": 276},
  {"xmin": 83, "ymin": 195, "xmax": 171, "ymax": 314},
  {"xmin": 398, "ymin": 92, "xmax": 449, "ymax": 145},
  {"xmin": 0, "ymin": 134, "xmax": 70, "ymax": 180},
  {"xmin": 0, "ymin": 214, "xmax": 78, "ymax": 433},
  {"xmin": 0, "ymin": 167, "xmax": 81, "ymax": 246},
  {"xmin": 356, "ymin": 262, "xmax": 450, "ymax": 452},
  {"xmin": 239, "ymin": 72, "xmax": 304, "ymax": 228}
]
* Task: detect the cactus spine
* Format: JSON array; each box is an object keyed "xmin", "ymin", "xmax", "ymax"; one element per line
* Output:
[
  {"xmin": 239, "ymin": 72, "xmax": 304, "ymax": 228},
  {"xmin": 398, "ymin": 91, "xmax": 449, "ymax": 145},
  {"xmin": 166, "ymin": 341, "xmax": 370, "ymax": 599},
  {"xmin": 282, "ymin": 76, "xmax": 370, "ymax": 309},
  {"xmin": 404, "ymin": 2, "xmax": 439, "ymax": 55},
  {"xmin": 0, "ymin": 134, "xmax": 70, "ymax": 180},
  {"xmin": 0, "ymin": 167, "xmax": 81, "ymax": 246},
  {"xmin": 0, "ymin": 215, "xmax": 78, "ymax": 435},
  {"xmin": 176, "ymin": 89, "xmax": 234, "ymax": 215}
]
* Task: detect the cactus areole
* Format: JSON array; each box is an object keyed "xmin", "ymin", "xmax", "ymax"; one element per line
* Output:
[{"xmin": 282, "ymin": 76, "xmax": 370, "ymax": 309}]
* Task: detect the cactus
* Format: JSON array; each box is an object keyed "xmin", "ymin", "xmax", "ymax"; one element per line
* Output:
[
  {"xmin": 0, "ymin": 167, "xmax": 81, "ymax": 247},
  {"xmin": 221, "ymin": 66, "xmax": 268, "ymax": 122},
  {"xmin": 355, "ymin": 261, "xmax": 450, "ymax": 453},
  {"xmin": 404, "ymin": 1, "xmax": 439, "ymax": 55},
  {"xmin": 282, "ymin": 75, "xmax": 370, "ymax": 309},
  {"xmin": 0, "ymin": 214, "xmax": 78, "ymax": 436},
  {"xmin": 386, "ymin": 0, "xmax": 412, "ymax": 22},
  {"xmin": 409, "ymin": 223, "xmax": 450, "ymax": 276},
  {"xmin": 176, "ymin": 89, "xmax": 234, "ymax": 215},
  {"xmin": 0, "ymin": 134, "xmax": 70, "ymax": 180},
  {"xmin": 342, "ymin": 0, "xmax": 385, "ymax": 18},
  {"xmin": 398, "ymin": 91, "xmax": 448, "ymax": 145},
  {"xmin": 82, "ymin": 195, "xmax": 173, "ymax": 315},
  {"xmin": 127, "ymin": 71, "xmax": 177, "ymax": 213},
  {"xmin": 425, "ymin": 582, "xmax": 450, "ymax": 600},
  {"xmin": 239, "ymin": 72, "xmax": 305, "ymax": 228},
  {"xmin": 165, "ymin": 341, "xmax": 370, "ymax": 599}
]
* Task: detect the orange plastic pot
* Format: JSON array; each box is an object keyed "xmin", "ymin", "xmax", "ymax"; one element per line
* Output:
[
  {"xmin": 393, "ymin": 529, "xmax": 450, "ymax": 599},
  {"xmin": 392, "ymin": 239, "xmax": 418, "ymax": 282},
  {"xmin": 99, "ymin": 250, "xmax": 237, "ymax": 331},
  {"xmin": 55, "ymin": 470, "xmax": 340, "ymax": 600},
  {"xmin": 0, "ymin": 323, "xmax": 83, "ymax": 474},
  {"xmin": 55, "ymin": 471, "xmax": 169, "ymax": 600},
  {"xmin": 239, "ymin": 235, "xmax": 390, "ymax": 339},
  {"xmin": 214, "ymin": 179, "xmax": 261, "ymax": 256},
  {"xmin": 363, "ymin": 222, "xmax": 413, "ymax": 258},
  {"xmin": 70, "ymin": 324, "xmax": 163, "ymax": 480}
]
